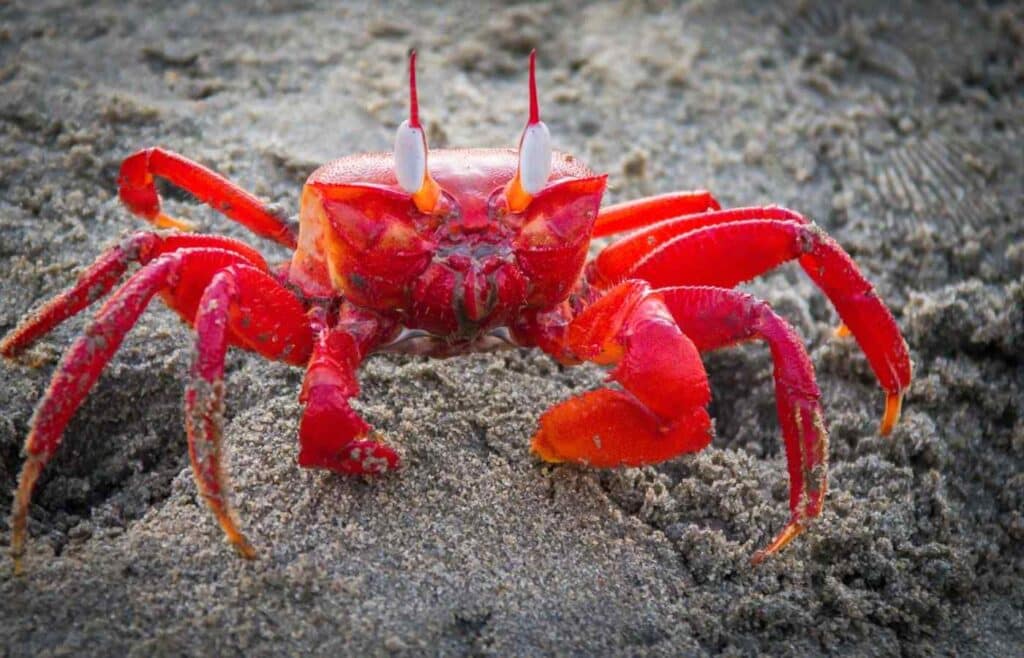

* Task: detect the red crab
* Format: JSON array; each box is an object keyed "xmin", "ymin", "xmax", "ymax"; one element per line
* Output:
[{"xmin": 3, "ymin": 52, "xmax": 911, "ymax": 572}]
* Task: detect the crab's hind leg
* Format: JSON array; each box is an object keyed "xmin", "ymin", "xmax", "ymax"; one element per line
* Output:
[
  {"xmin": 10, "ymin": 253, "xmax": 187, "ymax": 572},
  {"xmin": 660, "ymin": 286, "xmax": 828, "ymax": 562},
  {"xmin": 185, "ymin": 265, "xmax": 313, "ymax": 558},
  {"xmin": 296, "ymin": 305, "xmax": 399, "ymax": 476},
  {"xmin": 590, "ymin": 208, "xmax": 912, "ymax": 434},
  {"xmin": 1, "ymin": 231, "xmax": 267, "ymax": 360},
  {"xmin": 9, "ymin": 245, "xmax": 275, "ymax": 572},
  {"xmin": 528, "ymin": 281, "xmax": 713, "ymax": 467},
  {"xmin": 118, "ymin": 147, "xmax": 297, "ymax": 248}
]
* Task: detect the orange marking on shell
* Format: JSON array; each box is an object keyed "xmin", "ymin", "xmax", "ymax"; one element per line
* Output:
[
  {"xmin": 411, "ymin": 174, "xmax": 442, "ymax": 214},
  {"xmin": 504, "ymin": 173, "xmax": 533, "ymax": 213}
]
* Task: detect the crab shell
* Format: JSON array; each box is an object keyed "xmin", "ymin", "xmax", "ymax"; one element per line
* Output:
[{"xmin": 290, "ymin": 149, "xmax": 606, "ymax": 339}]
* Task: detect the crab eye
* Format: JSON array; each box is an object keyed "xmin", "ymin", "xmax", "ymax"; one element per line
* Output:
[
  {"xmin": 394, "ymin": 120, "xmax": 427, "ymax": 194},
  {"xmin": 394, "ymin": 51, "xmax": 441, "ymax": 214},
  {"xmin": 505, "ymin": 50, "xmax": 551, "ymax": 213},
  {"xmin": 518, "ymin": 121, "xmax": 551, "ymax": 195}
]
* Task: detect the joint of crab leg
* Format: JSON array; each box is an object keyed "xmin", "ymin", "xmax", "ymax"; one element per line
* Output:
[
  {"xmin": 118, "ymin": 148, "xmax": 297, "ymax": 247},
  {"xmin": 505, "ymin": 50, "xmax": 551, "ymax": 213},
  {"xmin": 394, "ymin": 51, "xmax": 442, "ymax": 215}
]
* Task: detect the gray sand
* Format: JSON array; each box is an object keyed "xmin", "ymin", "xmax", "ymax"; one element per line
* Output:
[{"xmin": 1, "ymin": 1, "xmax": 1021, "ymax": 655}]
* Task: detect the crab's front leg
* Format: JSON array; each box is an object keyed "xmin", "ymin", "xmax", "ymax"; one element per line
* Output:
[
  {"xmin": 296, "ymin": 305, "xmax": 400, "ymax": 476},
  {"xmin": 118, "ymin": 147, "xmax": 297, "ymax": 247},
  {"xmin": 186, "ymin": 263, "xmax": 317, "ymax": 557},
  {"xmin": 520, "ymin": 281, "xmax": 714, "ymax": 468}
]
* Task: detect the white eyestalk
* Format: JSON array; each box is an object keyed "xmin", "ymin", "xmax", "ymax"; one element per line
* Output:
[
  {"xmin": 394, "ymin": 119, "xmax": 427, "ymax": 194},
  {"xmin": 506, "ymin": 50, "xmax": 551, "ymax": 212},
  {"xmin": 518, "ymin": 121, "xmax": 551, "ymax": 195},
  {"xmin": 394, "ymin": 51, "xmax": 440, "ymax": 214}
]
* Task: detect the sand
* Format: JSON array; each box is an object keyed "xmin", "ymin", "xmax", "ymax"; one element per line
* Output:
[{"xmin": 0, "ymin": 1, "xmax": 1021, "ymax": 655}]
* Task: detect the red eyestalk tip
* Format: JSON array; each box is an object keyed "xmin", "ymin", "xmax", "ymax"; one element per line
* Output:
[
  {"xmin": 528, "ymin": 49, "xmax": 540, "ymax": 125},
  {"xmin": 408, "ymin": 50, "xmax": 420, "ymax": 129}
]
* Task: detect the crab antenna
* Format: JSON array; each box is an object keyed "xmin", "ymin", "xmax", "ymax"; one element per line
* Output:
[
  {"xmin": 528, "ymin": 49, "xmax": 540, "ymax": 125},
  {"xmin": 408, "ymin": 50, "xmax": 420, "ymax": 128}
]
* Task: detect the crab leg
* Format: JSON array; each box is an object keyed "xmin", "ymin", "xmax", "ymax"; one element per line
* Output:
[
  {"xmin": 10, "ymin": 253, "xmax": 186, "ymax": 573},
  {"xmin": 659, "ymin": 286, "xmax": 828, "ymax": 562},
  {"xmin": 589, "ymin": 206, "xmax": 808, "ymax": 281},
  {"xmin": 185, "ymin": 265, "xmax": 313, "ymax": 558},
  {"xmin": 590, "ymin": 211, "xmax": 912, "ymax": 434},
  {"xmin": 592, "ymin": 190, "xmax": 721, "ymax": 237},
  {"xmin": 1, "ymin": 232, "xmax": 267, "ymax": 359},
  {"xmin": 118, "ymin": 147, "xmax": 298, "ymax": 248},
  {"xmin": 530, "ymin": 280, "xmax": 713, "ymax": 467},
  {"xmin": 297, "ymin": 306, "xmax": 400, "ymax": 476},
  {"xmin": 8, "ymin": 246, "xmax": 304, "ymax": 571}
]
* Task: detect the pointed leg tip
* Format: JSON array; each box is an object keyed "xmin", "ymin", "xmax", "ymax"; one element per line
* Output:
[
  {"xmin": 233, "ymin": 540, "xmax": 258, "ymax": 560},
  {"xmin": 832, "ymin": 323, "xmax": 852, "ymax": 339},
  {"xmin": 11, "ymin": 552, "xmax": 25, "ymax": 576},
  {"xmin": 221, "ymin": 521, "xmax": 257, "ymax": 560},
  {"xmin": 153, "ymin": 213, "xmax": 197, "ymax": 232},
  {"xmin": 751, "ymin": 520, "xmax": 805, "ymax": 566},
  {"xmin": 880, "ymin": 392, "xmax": 904, "ymax": 436}
]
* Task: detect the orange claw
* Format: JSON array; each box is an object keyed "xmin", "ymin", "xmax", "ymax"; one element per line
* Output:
[
  {"xmin": 751, "ymin": 520, "xmax": 806, "ymax": 565},
  {"xmin": 880, "ymin": 392, "xmax": 903, "ymax": 436},
  {"xmin": 529, "ymin": 282, "xmax": 713, "ymax": 469}
]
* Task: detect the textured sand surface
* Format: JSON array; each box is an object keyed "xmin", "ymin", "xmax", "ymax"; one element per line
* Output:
[{"xmin": 1, "ymin": 1, "xmax": 1021, "ymax": 656}]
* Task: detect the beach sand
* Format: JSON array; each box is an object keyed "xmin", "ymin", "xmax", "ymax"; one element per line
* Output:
[{"xmin": 0, "ymin": 1, "xmax": 1021, "ymax": 655}]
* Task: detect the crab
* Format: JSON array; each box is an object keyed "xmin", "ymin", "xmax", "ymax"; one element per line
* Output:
[{"xmin": 2, "ymin": 51, "xmax": 911, "ymax": 572}]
